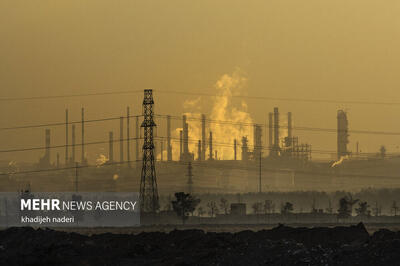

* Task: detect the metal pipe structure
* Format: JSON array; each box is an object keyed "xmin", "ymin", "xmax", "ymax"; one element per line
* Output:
[
  {"xmin": 81, "ymin": 108, "xmax": 85, "ymax": 164},
  {"xmin": 268, "ymin": 112, "xmax": 273, "ymax": 156},
  {"xmin": 127, "ymin": 107, "xmax": 130, "ymax": 166},
  {"xmin": 167, "ymin": 115, "xmax": 172, "ymax": 161},
  {"xmin": 120, "ymin": 116, "xmax": 124, "ymax": 163},
  {"xmin": 71, "ymin": 124, "xmax": 76, "ymax": 164},
  {"xmin": 65, "ymin": 109, "xmax": 69, "ymax": 166},
  {"xmin": 201, "ymin": 114, "xmax": 206, "ymax": 161},
  {"xmin": 273, "ymin": 107, "xmax": 280, "ymax": 153},
  {"xmin": 209, "ymin": 131, "xmax": 213, "ymax": 160}
]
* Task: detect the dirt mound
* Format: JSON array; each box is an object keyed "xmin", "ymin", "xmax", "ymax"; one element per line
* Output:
[{"xmin": 0, "ymin": 224, "xmax": 398, "ymax": 265}]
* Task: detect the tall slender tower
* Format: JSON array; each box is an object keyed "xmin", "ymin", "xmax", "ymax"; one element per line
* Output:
[
  {"xmin": 136, "ymin": 116, "xmax": 140, "ymax": 161},
  {"xmin": 71, "ymin": 124, "xmax": 76, "ymax": 163},
  {"xmin": 140, "ymin": 89, "xmax": 159, "ymax": 212},
  {"xmin": 65, "ymin": 109, "xmax": 69, "ymax": 166},
  {"xmin": 337, "ymin": 110, "xmax": 349, "ymax": 159},
  {"xmin": 167, "ymin": 115, "xmax": 172, "ymax": 161},
  {"xmin": 273, "ymin": 107, "xmax": 280, "ymax": 154},
  {"xmin": 120, "ymin": 117, "xmax": 124, "ymax": 163},
  {"xmin": 201, "ymin": 114, "xmax": 206, "ymax": 161},
  {"xmin": 268, "ymin": 112, "xmax": 273, "ymax": 156},
  {"xmin": 81, "ymin": 108, "xmax": 85, "ymax": 164},
  {"xmin": 127, "ymin": 107, "xmax": 130, "ymax": 166}
]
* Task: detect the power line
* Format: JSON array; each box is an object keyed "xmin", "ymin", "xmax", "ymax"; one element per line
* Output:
[
  {"xmin": 1, "ymin": 88, "xmax": 400, "ymax": 106},
  {"xmin": 0, "ymin": 159, "xmax": 142, "ymax": 176},
  {"xmin": 0, "ymin": 137, "xmax": 143, "ymax": 153},
  {"xmin": 0, "ymin": 90, "xmax": 143, "ymax": 102},
  {"xmin": 0, "ymin": 115, "xmax": 142, "ymax": 131}
]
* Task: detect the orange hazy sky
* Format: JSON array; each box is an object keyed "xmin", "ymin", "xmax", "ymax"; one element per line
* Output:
[{"xmin": 1, "ymin": 0, "xmax": 400, "ymax": 163}]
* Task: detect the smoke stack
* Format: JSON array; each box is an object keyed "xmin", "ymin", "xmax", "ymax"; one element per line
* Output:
[
  {"xmin": 198, "ymin": 140, "xmax": 201, "ymax": 161},
  {"xmin": 337, "ymin": 110, "xmax": 349, "ymax": 159},
  {"xmin": 234, "ymin": 139, "xmax": 237, "ymax": 160},
  {"xmin": 65, "ymin": 109, "xmax": 69, "ymax": 166},
  {"xmin": 45, "ymin": 129, "xmax": 50, "ymax": 166},
  {"xmin": 183, "ymin": 115, "xmax": 189, "ymax": 158},
  {"xmin": 71, "ymin": 124, "xmax": 76, "ymax": 163},
  {"xmin": 209, "ymin": 131, "xmax": 213, "ymax": 160},
  {"xmin": 273, "ymin": 107, "xmax": 279, "ymax": 152},
  {"xmin": 109, "ymin": 131, "xmax": 114, "ymax": 163},
  {"xmin": 254, "ymin": 125, "xmax": 262, "ymax": 159},
  {"xmin": 135, "ymin": 116, "xmax": 139, "ymax": 161},
  {"xmin": 81, "ymin": 108, "xmax": 85, "ymax": 164},
  {"xmin": 167, "ymin": 115, "xmax": 172, "ymax": 161},
  {"xmin": 120, "ymin": 116, "xmax": 124, "ymax": 163},
  {"xmin": 287, "ymin": 112, "xmax": 292, "ymax": 146},
  {"xmin": 161, "ymin": 141, "xmax": 164, "ymax": 161},
  {"xmin": 268, "ymin": 112, "xmax": 273, "ymax": 155},
  {"xmin": 126, "ymin": 107, "xmax": 130, "ymax": 166},
  {"xmin": 201, "ymin": 114, "xmax": 206, "ymax": 161},
  {"xmin": 179, "ymin": 130, "xmax": 183, "ymax": 161},
  {"xmin": 242, "ymin": 136, "xmax": 248, "ymax": 161}
]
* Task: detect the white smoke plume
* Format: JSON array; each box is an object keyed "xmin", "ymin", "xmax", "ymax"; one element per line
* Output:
[
  {"xmin": 168, "ymin": 70, "xmax": 254, "ymax": 160},
  {"xmin": 96, "ymin": 154, "xmax": 109, "ymax": 166}
]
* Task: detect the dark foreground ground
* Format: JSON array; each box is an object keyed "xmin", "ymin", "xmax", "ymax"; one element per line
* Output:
[{"xmin": 1, "ymin": 223, "xmax": 400, "ymax": 265}]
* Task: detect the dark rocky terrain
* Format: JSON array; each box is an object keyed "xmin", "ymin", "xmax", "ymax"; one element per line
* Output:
[{"xmin": 0, "ymin": 223, "xmax": 399, "ymax": 265}]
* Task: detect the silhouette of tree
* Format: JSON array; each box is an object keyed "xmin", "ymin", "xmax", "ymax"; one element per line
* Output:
[
  {"xmin": 172, "ymin": 192, "xmax": 200, "ymax": 224},
  {"xmin": 219, "ymin": 198, "xmax": 229, "ymax": 215},
  {"xmin": 281, "ymin": 202, "xmax": 294, "ymax": 215},
  {"xmin": 338, "ymin": 194, "xmax": 359, "ymax": 220},
  {"xmin": 355, "ymin": 201, "xmax": 370, "ymax": 217}
]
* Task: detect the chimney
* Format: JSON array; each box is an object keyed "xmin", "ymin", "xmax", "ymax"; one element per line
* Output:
[
  {"xmin": 167, "ymin": 115, "xmax": 172, "ymax": 161},
  {"xmin": 234, "ymin": 139, "xmax": 237, "ymax": 160},
  {"xmin": 209, "ymin": 131, "xmax": 213, "ymax": 160},
  {"xmin": 81, "ymin": 108, "xmax": 85, "ymax": 164},
  {"xmin": 65, "ymin": 109, "xmax": 69, "ymax": 166},
  {"xmin": 179, "ymin": 130, "xmax": 183, "ymax": 161},
  {"xmin": 127, "ymin": 107, "xmax": 130, "ymax": 165},
  {"xmin": 268, "ymin": 112, "xmax": 273, "ymax": 155},
  {"xmin": 135, "ymin": 116, "xmax": 139, "ymax": 161},
  {"xmin": 183, "ymin": 115, "xmax": 189, "ymax": 158},
  {"xmin": 201, "ymin": 114, "xmax": 206, "ymax": 161},
  {"xmin": 197, "ymin": 140, "xmax": 201, "ymax": 160},
  {"xmin": 109, "ymin": 131, "xmax": 114, "ymax": 163},
  {"xmin": 71, "ymin": 124, "xmax": 76, "ymax": 163},
  {"xmin": 287, "ymin": 112, "xmax": 292, "ymax": 146},
  {"xmin": 273, "ymin": 107, "xmax": 279, "ymax": 152},
  {"xmin": 45, "ymin": 129, "xmax": 50, "ymax": 166},
  {"xmin": 161, "ymin": 141, "xmax": 164, "ymax": 161},
  {"xmin": 120, "ymin": 116, "xmax": 124, "ymax": 163}
]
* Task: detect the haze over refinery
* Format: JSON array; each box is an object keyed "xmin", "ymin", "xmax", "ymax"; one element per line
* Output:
[{"xmin": 1, "ymin": 0, "xmax": 400, "ymax": 165}]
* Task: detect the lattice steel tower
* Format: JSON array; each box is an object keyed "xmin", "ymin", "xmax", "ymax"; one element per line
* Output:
[{"xmin": 140, "ymin": 89, "xmax": 159, "ymax": 212}]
